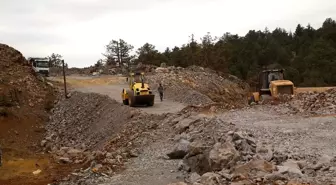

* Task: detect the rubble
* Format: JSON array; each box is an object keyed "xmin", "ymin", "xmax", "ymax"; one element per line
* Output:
[
  {"xmin": 44, "ymin": 91, "xmax": 171, "ymax": 175},
  {"xmin": 291, "ymin": 88, "xmax": 336, "ymax": 115},
  {"xmin": 45, "ymin": 91, "xmax": 142, "ymax": 150},
  {"xmin": 167, "ymin": 139, "xmax": 190, "ymax": 159},
  {"xmin": 163, "ymin": 110, "xmax": 336, "ymax": 185},
  {"xmin": 266, "ymin": 88, "xmax": 336, "ymax": 116}
]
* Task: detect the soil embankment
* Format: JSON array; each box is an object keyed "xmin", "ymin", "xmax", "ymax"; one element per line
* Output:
[{"xmin": 0, "ymin": 43, "xmax": 76, "ymax": 185}]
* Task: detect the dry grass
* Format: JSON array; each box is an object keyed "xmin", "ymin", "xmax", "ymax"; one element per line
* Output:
[{"xmin": 51, "ymin": 75, "xmax": 126, "ymax": 88}]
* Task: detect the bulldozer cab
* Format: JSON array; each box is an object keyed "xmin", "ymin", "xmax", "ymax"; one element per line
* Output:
[
  {"xmin": 257, "ymin": 68, "xmax": 293, "ymax": 96},
  {"xmin": 258, "ymin": 69, "xmax": 284, "ymax": 89},
  {"xmin": 249, "ymin": 68, "xmax": 294, "ymax": 103}
]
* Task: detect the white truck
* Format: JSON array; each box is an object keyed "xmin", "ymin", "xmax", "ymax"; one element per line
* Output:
[{"xmin": 28, "ymin": 57, "xmax": 50, "ymax": 77}]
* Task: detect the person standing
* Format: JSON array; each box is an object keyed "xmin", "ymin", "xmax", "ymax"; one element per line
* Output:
[{"xmin": 158, "ymin": 83, "xmax": 164, "ymax": 102}]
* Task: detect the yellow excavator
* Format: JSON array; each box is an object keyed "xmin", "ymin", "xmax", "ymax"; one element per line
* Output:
[
  {"xmin": 248, "ymin": 69, "xmax": 294, "ymax": 104},
  {"xmin": 121, "ymin": 72, "xmax": 155, "ymax": 107}
]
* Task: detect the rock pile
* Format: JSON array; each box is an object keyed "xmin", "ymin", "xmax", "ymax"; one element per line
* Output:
[
  {"xmin": 147, "ymin": 66, "xmax": 249, "ymax": 107},
  {"xmin": 166, "ymin": 115, "xmax": 336, "ymax": 185},
  {"xmin": 292, "ymin": 88, "xmax": 336, "ymax": 115},
  {"xmin": 44, "ymin": 91, "xmax": 166, "ymax": 173},
  {"xmin": 44, "ymin": 91, "xmax": 141, "ymax": 150}
]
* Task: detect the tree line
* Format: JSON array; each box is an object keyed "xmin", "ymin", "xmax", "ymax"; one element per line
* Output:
[{"xmin": 103, "ymin": 18, "xmax": 336, "ymax": 87}]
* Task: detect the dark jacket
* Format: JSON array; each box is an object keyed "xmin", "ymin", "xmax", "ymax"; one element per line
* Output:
[{"xmin": 158, "ymin": 86, "xmax": 163, "ymax": 93}]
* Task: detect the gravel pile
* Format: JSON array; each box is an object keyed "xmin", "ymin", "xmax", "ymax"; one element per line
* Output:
[
  {"xmin": 53, "ymin": 98, "xmax": 336, "ymax": 185},
  {"xmin": 44, "ymin": 91, "xmax": 170, "ymax": 184},
  {"xmin": 292, "ymin": 88, "xmax": 336, "ymax": 115},
  {"xmin": 147, "ymin": 66, "xmax": 249, "ymax": 107},
  {"xmin": 44, "ymin": 91, "xmax": 142, "ymax": 151},
  {"xmin": 258, "ymin": 88, "xmax": 336, "ymax": 116},
  {"xmin": 165, "ymin": 109, "xmax": 336, "ymax": 185}
]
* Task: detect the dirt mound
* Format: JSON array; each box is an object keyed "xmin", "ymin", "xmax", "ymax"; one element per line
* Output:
[
  {"xmin": 0, "ymin": 43, "xmax": 55, "ymax": 149},
  {"xmin": 147, "ymin": 66, "xmax": 249, "ymax": 107},
  {"xmin": 0, "ymin": 43, "xmax": 55, "ymax": 116},
  {"xmin": 44, "ymin": 91, "xmax": 142, "ymax": 150},
  {"xmin": 0, "ymin": 43, "xmax": 61, "ymax": 185},
  {"xmin": 43, "ymin": 91, "xmax": 167, "ymax": 178}
]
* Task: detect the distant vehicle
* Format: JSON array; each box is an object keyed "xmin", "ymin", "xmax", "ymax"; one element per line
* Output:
[{"xmin": 28, "ymin": 57, "xmax": 50, "ymax": 77}]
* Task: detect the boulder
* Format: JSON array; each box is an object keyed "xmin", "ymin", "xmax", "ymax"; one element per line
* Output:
[
  {"xmin": 40, "ymin": 140, "xmax": 47, "ymax": 147},
  {"xmin": 67, "ymin": 148, "xmax": 83, "ymax": 157},
  {"xmin": 313, "ymin": 154, "xmax": 333, "ymax": 170},
  {"xmin": 155, "ymin": 67, "xmax": 169, "ymax": 73},
  {"xmin": 256, "ymin": 145, "xmax": 273, "ymax": 162},
  {"xmin": 167, "ymin": 139, "xmax": 190, "ymax": 159},
  {"xmin": 209, "ymin": 142, "xmax": 240, "ymax": 171},
  {"xmin": 233, "ymin": 159, "xmax": 275, "ymax": 178},
  {"xmin": 187, "ymin": 141, "xmax": 208, "ymax": 157},
  {"xmin": 175, "ymin": 117, "xmax": 200, "ymax": 133},
  {"xmin": 277, "ymin": 164, "xmax": 303, "ymax": 177},
  {"xmin": 199, "ymin": 172, "xmax": 221, "ymax": 185},
  {"xmin": 58, "ymin": 157, "xmax": 72, "ymax": 164},
  {"xmin": 189, "ymin": 172, "xmax": 201, "ymax": 183},
  {"xmin": 184, "ymin": 153, "xmax": 211, "ymax": 175}
]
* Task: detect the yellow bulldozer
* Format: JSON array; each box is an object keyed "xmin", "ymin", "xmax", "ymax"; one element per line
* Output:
[
  {"xmin": 121, "ymin": 72, "xmax": 155, "ymax": 107},
  {"xmin": 248, "ymin": 69, "xmax": 294, "ymax": 104}
]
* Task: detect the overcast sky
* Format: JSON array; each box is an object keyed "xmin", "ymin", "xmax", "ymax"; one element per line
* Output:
[{"xmin": 1, "ymin": 0, "xmax": 335, "ymax": 67}]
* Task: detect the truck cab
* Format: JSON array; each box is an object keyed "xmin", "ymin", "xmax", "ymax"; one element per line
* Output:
[{"xmin": 28, "ymin": 57, "xmax": 50, "ymax": 77}]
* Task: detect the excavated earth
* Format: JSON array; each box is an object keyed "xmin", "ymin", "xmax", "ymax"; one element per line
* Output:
[
  {"xmin": 0, "ymin": 43, "xmax": 76, "ymax": 185},
  {"xmin": 52, "ymin": 94, "xmax": 336, "ymax": 185},
  {"xmin": 47, "ymin": 75, "xmax": 335, "ymax": 185},
  {"xmin": 1, "ymin": 43, "xmax": 335, "ymax": 185}
]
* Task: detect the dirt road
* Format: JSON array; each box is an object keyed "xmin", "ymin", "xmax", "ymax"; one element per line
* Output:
[
  {"xmin": 49, "ymin": 75, "xmax": 186, "ymax": 114},
  {"xmin": 75, "ymin": 84, "xmax": 185, "ymax": 114}
]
